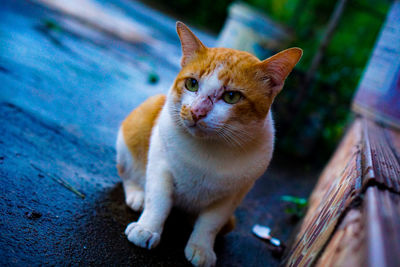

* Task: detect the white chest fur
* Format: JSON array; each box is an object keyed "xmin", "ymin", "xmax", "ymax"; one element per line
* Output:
[{"xmin": 148, "ymin": 101, "xmax": 275, "ymax": 212}]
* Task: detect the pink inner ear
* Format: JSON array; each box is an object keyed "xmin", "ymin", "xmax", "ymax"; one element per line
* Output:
[
  {"xmin": 264, "ymin": 60, "xmax": 292, "ymax": 86},
  {"xmin": 257, "ymin": 48, "xmax": 302, "ymax": 93},
  {"xmin": 176, "ymin": 22, "xmax": 206, "ymax": 67}
]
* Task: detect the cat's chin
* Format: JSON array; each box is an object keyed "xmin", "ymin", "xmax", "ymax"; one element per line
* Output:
[
  {"xmin": 182, "ymin": 123, "xmax": 217, "ymax": 139},
  {"xmin": 184, "ymin": 125, "xmax": 211, "ymax": 138}
]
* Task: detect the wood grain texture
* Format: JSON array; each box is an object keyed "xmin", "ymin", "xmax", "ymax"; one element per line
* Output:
[
  {"xmin": 362, "ymin": 119, "xmax": 400, "ymax": 192},
  {"xmin": 364, "ymin": 186, "xmax": 400, "ymax": 267},
  {"xmin": 284, "ymin": 118, "xmax": 400, "ymax": 267},
  {"xmin": 352, "ymin": 1, "xmax": 400, "ymax": 130},
  {"xmin": 283, "ymin": 120, "xmax": 362, "ymax": 267},
  {"xmin": 315, "ymin": 186, "xmax": 400, "ymax": 267},
  {"xmin": 385, "ymin": 126, "xmax": 400, "ymax": 161},
  {"xmin": 315, "ymin": 209, "xmax": 365, "ymax": 267}
]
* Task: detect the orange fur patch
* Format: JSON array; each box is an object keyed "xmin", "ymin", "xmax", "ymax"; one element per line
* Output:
[
  {"xmin": 122, "ymin": 94, "xmax": 166, "ymax": 171},
  {"xmin": 180, "ymin": 104, "xmax": 192, "ymax": 122},
  {"xmin": 171, "ymin": 46, "xmax": 300, "ymax": 126},
  {"xmin": 171, "ymin": 48, "xmax": 272, "ymax": 123},
  {"xmin": 120, "ymin": 27, "xmax": 300, "ymax": 171}
]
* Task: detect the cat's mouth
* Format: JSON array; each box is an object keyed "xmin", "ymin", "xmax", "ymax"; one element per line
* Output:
[{"xmin": 183, "ymin": 119, "xmax": 214, "ymax": 138}]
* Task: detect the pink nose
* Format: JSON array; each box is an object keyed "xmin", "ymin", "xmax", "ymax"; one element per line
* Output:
[
  {"xmin": 191, "ymin": 97, "xmax": 212, "ymax": 123},
  {"xmin": 191, "ymin": 108, "xmax": 207, "ymax": 122}
]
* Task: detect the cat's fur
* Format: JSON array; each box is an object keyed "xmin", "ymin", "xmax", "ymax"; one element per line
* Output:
[{"xmin": 116, "ymin": 22, "xmax": 302, "ymax": 267}]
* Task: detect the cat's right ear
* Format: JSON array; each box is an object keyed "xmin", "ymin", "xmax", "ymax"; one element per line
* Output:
[{"xmin": 176, "ymin": 21, "xmax": 206, "ymax": 67}]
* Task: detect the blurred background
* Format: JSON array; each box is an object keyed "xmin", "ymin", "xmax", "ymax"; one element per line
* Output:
[
  {"xmin": 143, "ymin": 0, "xmax": 390, "ymax": 165},
  {"xmin": 0, "ymin": 0, "xmax": 396, "ymax": 266}
]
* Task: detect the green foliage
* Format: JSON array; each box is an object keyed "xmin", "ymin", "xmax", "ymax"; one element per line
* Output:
[
  {"xmin": 255, "ymin": 0, "xmax": 389, "ymax": 162},
  {"xmin": 142, "ymin": 0, "xmax": 234, "ymax": 31},
  {"xmin": 281, "ymin": 195, "xmax": 308, "ymax": 218},
  {"xmin": 281, "ymin": 195, "xmax": 307, "ymax": 206}
]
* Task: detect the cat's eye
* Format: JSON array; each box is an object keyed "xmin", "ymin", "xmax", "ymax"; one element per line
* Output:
[
  {"xmin": 222, "ymin": 91, "xmax": 242, "ymax": 104},
  {"xmin": 185, "ymin": 78, "xmax": 199, "ymax": 92}
]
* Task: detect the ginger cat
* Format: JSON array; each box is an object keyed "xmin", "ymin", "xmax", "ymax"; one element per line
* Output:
[{"xmin": 116, "ymin": 22, "xmax": 302, "ymax": 267}]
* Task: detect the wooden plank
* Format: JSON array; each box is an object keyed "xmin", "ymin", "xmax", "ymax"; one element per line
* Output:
[
  {"xmin": 284, "ymin": 118, "xmax": 400, "ymax": 266},
  {"xmin": 384, "ymin": 126, "xmax": 400, "ymax": 167},
  {"xmin": 292, "ymin": 120, "xmax": 362, "ymax": 243},
  {"xmin": 315, "ymin": 209, "xmax": 365, "ymax": 267},
  {"xmin": 315, "ymin": 186, "xmax": 400, "ymax": 267},
  {"xmin": 352, "ymin": 1, "xmax": 400, "ymax": 129},
  {"xmin": 283, "ymin": 120, "xmax": 362, "ymax": 267},
  {"xmin": 34, "ymin": 0, "xmax": 152, "ymax": 44},
  {"xmin": 307, "ymin": 120, "xmax": 362, "ymax": 211},
  {"xmin": 364, "ymin": 187, "xmax": 400, "ymax": 267},
  {"xmin": 362, "ymin": 119, "xmax": 400, "ymax": 192}
]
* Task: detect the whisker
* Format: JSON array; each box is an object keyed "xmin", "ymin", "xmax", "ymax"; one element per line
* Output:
[
  {"xmin": 167, "ymin": 105, "xmax": 257, "ymax": 152},
  {"xmin": 217, "ymin": 126, "xmax": 247, "ymax": 151}
]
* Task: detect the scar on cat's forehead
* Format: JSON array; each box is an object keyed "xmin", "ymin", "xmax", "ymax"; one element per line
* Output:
[
  {"xmin": 201, "ymin": 65, "xmax": 224, "ymax": 84},
  {"xmin": 198, "ymin": 63, "xmax": 224, "ymax": 78},
  {"xmin": 206, "ymin": 64, "xmax": 224, "ymax": 78}
]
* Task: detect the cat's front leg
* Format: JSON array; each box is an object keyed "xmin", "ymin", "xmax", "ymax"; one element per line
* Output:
[
  {"xmin": 185, "ymin": 184, "xmax": 253, "ymax": 267},
  {"xmin": 125, "ymin": 165, "xmax": 173, "ymax": 249},
  {"xmin": 185, "ymin": 196, "xmax": 236, "ymax": 267}
]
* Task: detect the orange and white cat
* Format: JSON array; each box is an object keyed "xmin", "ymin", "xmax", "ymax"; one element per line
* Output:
[{"xmin": 116, "ymin": 22, "xmax": 302, "ymax": 267}]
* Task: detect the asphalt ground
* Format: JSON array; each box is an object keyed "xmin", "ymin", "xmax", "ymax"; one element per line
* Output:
[{"xmin": 0, "ymin": 1, "xmax": 318, "ymax": 266}]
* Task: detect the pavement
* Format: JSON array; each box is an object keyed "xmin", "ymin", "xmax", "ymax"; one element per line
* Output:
[{"xmin": 0, "ymin": 0, "xmax": 318, "ymax": 266}]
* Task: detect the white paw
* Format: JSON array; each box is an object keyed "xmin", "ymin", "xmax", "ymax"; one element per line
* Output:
[
  {"xmin": 125, "ymin": 222, "xmax": 160, "ymax": 249},
  {"xmin": 126, "ymin": 191, "xmax": 144, "ymax": 211},
  {"xmin": 185, "ymin": 243, "xmax": 216, "ymax": 267}
]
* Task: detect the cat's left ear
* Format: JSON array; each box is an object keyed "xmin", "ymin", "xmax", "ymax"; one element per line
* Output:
[
  {"xmin": 176, "ymin": 21, "xmax": 206, "ymax": 67},
  {"xmin": 256, "ymin": 47, "xmax": 303, "ymax": 96}
]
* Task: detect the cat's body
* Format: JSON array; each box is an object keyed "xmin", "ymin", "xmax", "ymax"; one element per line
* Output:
[
  {"xmin": 158, "ymin": 107, "xmax": 274, "ymax": 212},
  {"xmin": 117, "ymin": 94, "xmax": 274, "ymax": 213},
  {"xmin": 116, "ymin": 22, "xmax": 302, "ymax": 267}
]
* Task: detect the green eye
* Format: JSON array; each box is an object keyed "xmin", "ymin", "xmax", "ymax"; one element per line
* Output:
[
  {"xmin": 222, "ymin": 91, "xmax": 242, "ymax": 104},
  {"xmin": 185, "ymin": 78, "xmax": 199, "ymax": 92}
]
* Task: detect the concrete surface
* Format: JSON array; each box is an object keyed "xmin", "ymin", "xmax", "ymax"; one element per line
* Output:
[{"xmin": 0, "ymin": 0, "xmax": 318, "ymax": 266}]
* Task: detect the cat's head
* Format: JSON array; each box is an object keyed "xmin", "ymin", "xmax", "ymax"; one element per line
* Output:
[{"xmin": 169, "ymin": 22, "xmax": 302, "ymax": 144}]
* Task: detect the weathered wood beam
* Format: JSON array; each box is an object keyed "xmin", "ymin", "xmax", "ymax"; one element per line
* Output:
[
  {"xmin": 284, "ymin": 118, "xmax": 400, "ymax": 267},
  {"xmin": 283, "ymin": 119, "xmax": 362, "ymax": 267}
]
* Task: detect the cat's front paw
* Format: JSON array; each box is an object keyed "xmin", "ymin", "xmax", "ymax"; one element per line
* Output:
[
  {"xmin": 185, "ymin": 243, "xmax": 216, "ymax": 267},
  {"xmin": 126, "ymin": 191, "xmax": 144, "ymax": 211},
  {"xmin": 125, "ymin": 222, "xmax": 160, "ymax": 249}
]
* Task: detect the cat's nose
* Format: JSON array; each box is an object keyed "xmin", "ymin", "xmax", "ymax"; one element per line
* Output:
[
  {"xmin": 190, "ymin": 97, "xmax": 212, "ymax": 122},
  {"xmin": 190, "ymin": 96, "xmax": 213, "ymax": 123},
  {"xmin": 191, "ymin": 108, "xmax": 207, "ymax": 123}
]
